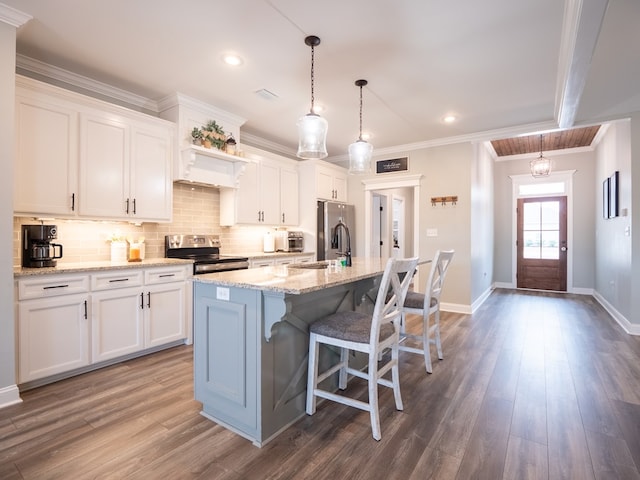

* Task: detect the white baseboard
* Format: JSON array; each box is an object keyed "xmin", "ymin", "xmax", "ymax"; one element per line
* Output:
[
  {"xmin": 0, "ymin": 384, "xmax": 22, "ymax": 409},
  {"xmin": 493, "ymin": 282, "xmax": 513, "ymax": 289},
  {"xmin": 441, "ymin": 302, "xmax": 472, "ymax": 314},
  {"xmin": 593, "ymin": 291, "xmax": 640, "ymax": 335}
]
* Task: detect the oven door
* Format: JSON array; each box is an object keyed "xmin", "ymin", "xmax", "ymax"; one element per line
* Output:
[{"xmin": 194, "ymin": 260, "xmax": 249, "ymax": 274}]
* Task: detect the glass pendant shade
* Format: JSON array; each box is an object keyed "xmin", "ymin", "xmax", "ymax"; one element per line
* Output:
[
  {"xmin": 297, "ymin": 112, "xmax": 328, "ymax": 159},
  {"xmin": 297, "ymin": 35, "xmax": 328, "ymax": 159},
  {"xmin": 348, "ymin": 140, "xmax": 373, "ymax": 174},
  {"xmin": 530, "ymin": 155, "xmax": 551, "ymax": 177},
  {"xmin": 348, "ymin": 79, "xmax": 373, "ymax": 174},
  {"xmin": 530, "ymin": 134, "xmax": 551, "ymax": 177}
]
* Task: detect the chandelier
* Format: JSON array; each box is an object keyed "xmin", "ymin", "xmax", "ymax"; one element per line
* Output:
[
  {"xmin": 297, "ymin": 35, "xmax": 328, "ymax": 159},
  {"xmin": 348, "ymin": 79, "xmax": 373, "ymax": 174},
  {"xmin": 530, "ymin": 134, "xmax": 551, "ymax": 177}
]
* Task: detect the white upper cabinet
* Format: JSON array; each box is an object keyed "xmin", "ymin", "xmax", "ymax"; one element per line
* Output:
[
  {"xmin": 14, "ymin": 76, "xmax": 174, "ymax": 223},
  {"xmin": 316, "ymin": 164, "xmax": 348, "ymax": 202},
  {"xmin": 79, "ymin": 112, "xmax": 130, "ymax": 219},
  {"xmin": 14, "ymin": 84, "xmax": 79, "ymax": 217},
  {"xmin": 220, "ymin": 146, "xmax": 299, "ymax": 226}
]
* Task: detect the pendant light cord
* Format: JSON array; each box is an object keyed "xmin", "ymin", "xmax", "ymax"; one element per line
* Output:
[
  {"xmin": 310, "ymin": 44, "xmax": 315, "ymax": 112},
  {"xmin": 358, "ymin": 84, "xmax": 363, "ymax": 141}
]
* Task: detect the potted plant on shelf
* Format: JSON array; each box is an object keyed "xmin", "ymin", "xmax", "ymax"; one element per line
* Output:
[
  {"xmin": 190, "ymin": 127, "xmax": 203, "ymax": 146},
  {"xmin": 201, "ymin": 120, "xmax": 226, "ymax": 149}
]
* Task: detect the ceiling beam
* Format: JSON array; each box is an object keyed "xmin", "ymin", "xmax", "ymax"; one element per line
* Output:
[{"xmin": 555, "ymin": 0, "xmax": 609, "ymax": 128}]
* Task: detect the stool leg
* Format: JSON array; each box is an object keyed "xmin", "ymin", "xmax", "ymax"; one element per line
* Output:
[
  {"xmin": 423, "ymin": 312, "xmax": 433, "ymax": 374},
  {"xmin": 391, "ymin": 343, "xmax": 403, "ymax": 411},
  {"xmin": 434, "ymin": 309, "xmax": 443, "ymax": 360},
  {"xmin": 368, "ymin": 354, "xmax": 381, "ymax": 441},
  {"xmin": 338, "ymin": 347, "xmax": 349, "ymax": 390},
  {"xmin": 306, "ymin": 334, "xmax": 320, "ymax": 415}
]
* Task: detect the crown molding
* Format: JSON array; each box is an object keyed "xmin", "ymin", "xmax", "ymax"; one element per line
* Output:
[
  {"xmin": 16, "ymin": 54, "xmax": 158, "ymax": 111},
  {"xmin": 0, "ymin": 3, "xmax": 32, "ymax": 27},
  {"xmin": 239, "ymin": 131, "xmax": 298, "ymax": 160}
]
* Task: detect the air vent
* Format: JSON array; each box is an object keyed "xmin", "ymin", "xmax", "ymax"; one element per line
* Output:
[{"xmin": 254, "ymin": 88, "xmax": 279, "ymax": 100}]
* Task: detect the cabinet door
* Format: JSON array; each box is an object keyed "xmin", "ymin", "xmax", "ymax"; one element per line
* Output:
[
  {"xmin": 332, "ymin": 173, "xmax": 348, "ymax": 202},
  {"xmin": 14, "ymin": 93, "xmax": 78, "ymax": 216},
  {"xmin": 144, "ymin": 282, "xmax": 186, "ymax": 348},
  {"xmin": 280, "ymin": 168, "xmax": 299, "ymax": 225},
  {"xmin": 235, "ymin": 160, "xmax": 260, "ymax": 223},
  {"xmin": 130, "ymin": 125, "xmax": 173, "ymax": 222},
  {"xmin": 18, "ymin": 294, "xmax": 89, "ymax": 383},
  {"xmin": 91, "ymin": 288, "xmax": 144, "ymax": 362},
  {"xmin": 79, "ymin": 112, "xmax": 129, "ymax": 219},
  {"xmin": 260, "ymin": 161, "xmax": 280, "ymax": 225},
  {"xmin": 316, "ymin": 168, "xmax": 335, "ymax": 200}
]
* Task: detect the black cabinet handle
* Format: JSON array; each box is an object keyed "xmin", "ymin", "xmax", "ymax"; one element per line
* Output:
[
  {"xmin": 147, "ymin": 292, "xmax": 151, "ymax": 308},
  {"xmin": 140, "ymin": 292, "xmax": 144, "ymax": 309},
  {"xmin": 159, "ymin": 274, "xmax": 175, "ymax": 278},
  {"xmin": 109, "ymin": 278, "xmax": 129, "ymax": 283},
  {"xmin": 43, "ymin": 284, "xmax": 69, "ymax": 290},
  {"xmin": 126, "ymin": 198, "xmax": 130, "ymax": 214},
  {"xmin": 282, "ymin": 213, "xmax": 285, "ymax": 223},
  {"xmin": 132, "ymin": 198, "xmax": 136, "ymax": 215},
  {"xmin": 71, "ymin": 193, "xmax": 75, "ymax": 211},
  {"xmin": 83, "ymin": 300, "xmax": 87, "ymax": 319}
]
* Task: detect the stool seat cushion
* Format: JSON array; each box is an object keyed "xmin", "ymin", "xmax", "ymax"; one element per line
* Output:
[
  {"xmin": 404, "ymin": 291, "xmax": 437, "ymax": 309},
  {"xmin": 310, "ymin": 311, "xmax": 394, "ymax": 344}
]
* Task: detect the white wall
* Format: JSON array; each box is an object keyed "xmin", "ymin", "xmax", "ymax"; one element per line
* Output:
[
  {"xmin": 348, "ymin": 142, "xmax": 474, "ymax": 310},
  {"xmin": 0, "ymin": 20, "xmax": 20, "ymax": 406},
  {"xmin": 470, "ymin": 142, "xmax": 494, "ymax": 301},
  {"xmin": 594, "ymin": 120, "xmax": 634, "ymax": 323}
]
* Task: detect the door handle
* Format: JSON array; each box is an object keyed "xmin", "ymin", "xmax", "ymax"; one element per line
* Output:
[{"xmin": 561, "ymin": 246, "xmax": 567, "ymax": 251}]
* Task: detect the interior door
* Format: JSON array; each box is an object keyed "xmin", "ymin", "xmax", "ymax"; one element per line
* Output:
[{"xmin": 517, "ymin": 196, "xmax": 567, "ymax": 291}]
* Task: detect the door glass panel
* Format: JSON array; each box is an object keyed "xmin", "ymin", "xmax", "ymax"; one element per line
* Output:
[
  {"xmin": 522, "ymin": 200, "xmax": 560, "ymax": 259},
  {"xmin": 541, "ymin": 231, "xmax": 559, "ymax": 259}
]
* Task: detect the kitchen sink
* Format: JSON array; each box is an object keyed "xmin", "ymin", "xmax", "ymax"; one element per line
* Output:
[{"xmin": 288, "ymin": 261, "xmax": 330, "ymax": 270}]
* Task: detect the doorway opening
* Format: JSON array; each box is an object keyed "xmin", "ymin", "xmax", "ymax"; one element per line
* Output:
[
  {"xmin": 363, "ymin": 175, "xmax": 422, "ymax": 280},
  {"xmin": 510, "ymin": 171, "xmax": 575, "ymax": 292}
]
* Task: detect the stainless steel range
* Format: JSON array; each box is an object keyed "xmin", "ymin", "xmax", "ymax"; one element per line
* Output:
[{"xmin": 165, "ymin": 234, "xmax": 249, "ymax": 274}]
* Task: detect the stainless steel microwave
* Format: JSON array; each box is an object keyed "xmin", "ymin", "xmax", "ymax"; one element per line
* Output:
[{"xmin": 276, "ymin": 231, "xmax": 304, "ymax": 252}]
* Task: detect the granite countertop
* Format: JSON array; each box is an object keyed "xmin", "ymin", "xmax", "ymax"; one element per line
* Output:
[
  {"xmin": 221, "ymin": 251, "xmax": 315, "ymax": 260},
  {"xmin": 14, "ymin": 258, "xmax": 193, "ymax": 277},
  {"xmin": 193, "ymin": 257, "xmax": 389, "ymax": 295}
]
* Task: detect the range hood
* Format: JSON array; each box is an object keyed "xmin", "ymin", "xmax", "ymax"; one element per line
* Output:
[{"xmin": 176, "ymin": 146, "xmax": 248, "ymax": 188}]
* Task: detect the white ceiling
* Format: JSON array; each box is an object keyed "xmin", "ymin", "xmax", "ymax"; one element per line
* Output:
[{"xmin": 3, "ymin": 0, "xmax": 639, "ymax": 161}]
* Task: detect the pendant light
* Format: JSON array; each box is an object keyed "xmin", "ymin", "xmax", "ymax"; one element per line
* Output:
[
  {"xmin": 297, "ymin": 35, "xmax": 328, "ymax": 159},
  {"xmin": 530, "ymin": 134, "xmax": 551, "ymax": 177},
  {"xmin": 348, "ymin": 79, "xmax": 373, "ymax": 174}
]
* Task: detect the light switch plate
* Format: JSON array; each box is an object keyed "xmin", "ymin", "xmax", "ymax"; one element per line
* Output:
[{"xmin": 426, "ymin": 228, "xmax": 438, "ymax": 237}]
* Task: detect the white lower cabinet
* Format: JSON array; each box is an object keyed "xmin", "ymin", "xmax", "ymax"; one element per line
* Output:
[
  {"xmin": 16, "ymin": 265, "xmax": 190, "ymax": 385},
  {"xmin": 91, "ymin": 288, "xmax": 145, "ymax": 363},
  {"xmin": 144, "ymin": 282, "xmax": 186, "ymax": 348},
  {"xmin": 18, "ymin": 293, "xmax": 90, "ymax": 383}
]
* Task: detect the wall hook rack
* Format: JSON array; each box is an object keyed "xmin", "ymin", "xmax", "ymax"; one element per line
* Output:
[{"xmin": 431, "ymin": 196, "xmax": 458, "ymax": 206}]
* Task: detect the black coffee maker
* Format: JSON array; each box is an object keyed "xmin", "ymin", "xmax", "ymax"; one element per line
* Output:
[{"xmin": 22, "ymin": 224, "xmax": 64, "ymax": 268}]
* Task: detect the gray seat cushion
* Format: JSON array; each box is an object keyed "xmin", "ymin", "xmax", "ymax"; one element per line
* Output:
[
  {"xmin": 310, "ymin": 310, "xmax": 394, "ymax": 344},
  {"xmin": 404, "ymin": 291, "xmax": 437, "ymax": 309}
]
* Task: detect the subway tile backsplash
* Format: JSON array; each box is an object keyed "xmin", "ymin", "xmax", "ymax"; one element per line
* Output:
[{"xmin": 13, "ymin": 183, "xmax": 278, "ymax": 266}]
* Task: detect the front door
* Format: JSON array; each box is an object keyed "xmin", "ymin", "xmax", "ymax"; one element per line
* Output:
[{"xmin": 517, "ymin": 196, "xmax": 567, "ymax": 291}]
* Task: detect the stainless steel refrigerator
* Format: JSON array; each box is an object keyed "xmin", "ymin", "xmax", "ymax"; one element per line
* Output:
[{"xmin": 317, "ymin": 201, "xmax": 356, "ymax": 261}]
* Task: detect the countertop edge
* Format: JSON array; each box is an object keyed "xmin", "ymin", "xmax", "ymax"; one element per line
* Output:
[{"xmin": 14, "ymin": 258, "xmax": 194, "ymax": 277}]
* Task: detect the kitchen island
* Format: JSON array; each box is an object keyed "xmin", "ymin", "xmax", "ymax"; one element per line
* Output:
[{"xmin": 193, "ymin": 257, "xmax": 389, "ymax": 446}]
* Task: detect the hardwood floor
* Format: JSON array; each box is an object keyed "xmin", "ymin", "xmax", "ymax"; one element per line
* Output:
[{"xmin": 2, "ymin": 289, "xmax": 640, "ymax": 479}]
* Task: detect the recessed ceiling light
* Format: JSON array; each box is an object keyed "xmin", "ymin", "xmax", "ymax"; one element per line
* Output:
[
  {"xmin": 222, "ymin": 53, "xmax": 243, "ymax": 66},
  {"xmin": 443, "ymin": 115, "xmax": 456, "ymax": 124}
]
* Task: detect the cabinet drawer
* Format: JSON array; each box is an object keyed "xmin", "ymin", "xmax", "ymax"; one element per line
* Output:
[
  {"xmin": 18, "ymin": 274, "xmax": 90, "ymax": 300},
  {"xmin": 144, "ymin": 266, "xmax": 189, "ymax": 285},
  {"xmin": 91, "ymin": 270, "xmax": 143, "ymax": 291}
]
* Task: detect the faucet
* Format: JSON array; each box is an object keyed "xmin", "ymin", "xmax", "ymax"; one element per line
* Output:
[{"xmin": 331, "ymin": 220, "xmax": 352, "ymax": 266}]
